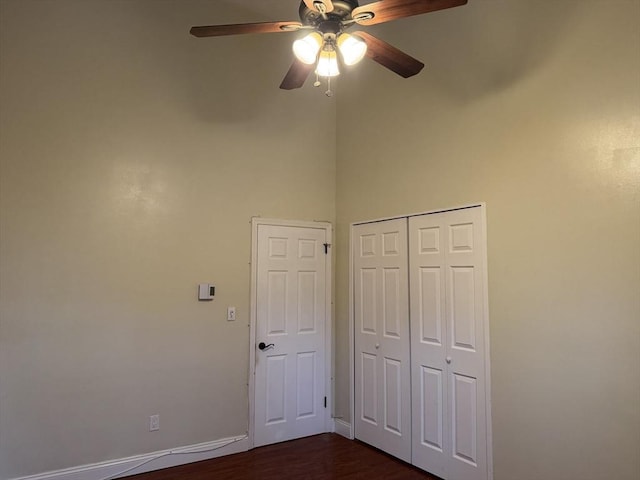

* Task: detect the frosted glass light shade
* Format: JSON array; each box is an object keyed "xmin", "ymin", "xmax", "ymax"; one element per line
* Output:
[
  {"xmin": 293, "ymin": 32, "xmax": 323, "ymax": 64},
  {"xmin": 337, "ymin": 33, "xmax": 367, "ymax": 66},
  {"xmin": 315, "ymin": 49, "xmax": 340, "ymax": 77}
]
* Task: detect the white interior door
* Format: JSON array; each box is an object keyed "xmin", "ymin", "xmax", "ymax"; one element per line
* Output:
[
  {"xmin": 409, "ymin": 207, "xmax": 489, "ymax": 480},
  {"xmin": 254, "ymin": 223, "xmax": 329, "ymax": 447},
  {"xmin": 353, "ymin": 218, "xmax": 411, "ymax": 462}
]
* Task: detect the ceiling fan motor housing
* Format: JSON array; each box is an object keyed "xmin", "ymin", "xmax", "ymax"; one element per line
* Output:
[{"xmin": 298, "ymin": 0, "xmax": 360, "ymax": 29}]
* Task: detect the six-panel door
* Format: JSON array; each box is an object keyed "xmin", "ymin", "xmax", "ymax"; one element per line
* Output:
[
  {"xmin": 353, "ymin": 218, "xmax": 412, "ymax": 462},
  {"xmin": 254, "ymin": 224, "xmax": 327, "ymax": 447},
  {"xmin": 409, "ymin": 207, "xmax": 489, "ymax": 480}
]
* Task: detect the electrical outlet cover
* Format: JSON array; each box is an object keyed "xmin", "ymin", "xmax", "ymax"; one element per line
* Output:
[{"xmin": 149, "ymin": 414, "xmax": 160, "ymax": 431}]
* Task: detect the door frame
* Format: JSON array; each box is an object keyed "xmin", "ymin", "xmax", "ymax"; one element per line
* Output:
[
  {"xmin": 248, "ymin": 217, "xmax": 333, "ymax": 449},
  {"xmin": 348, "ymin": 203, "xmax": 493, "ymax": 479}
]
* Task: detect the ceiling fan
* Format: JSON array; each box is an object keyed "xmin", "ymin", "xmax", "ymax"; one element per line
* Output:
[{"xmin": 190, "ymin": 0, "xmax": 468, "ymax": 94}]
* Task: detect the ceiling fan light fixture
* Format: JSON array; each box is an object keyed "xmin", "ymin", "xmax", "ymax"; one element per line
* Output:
[
  {"xmin": 337, "ymin": 33, "xmax": 367, "ymax": 66},
  {"xmin": 190, "ymin": 0, "xmax": 471, "ymax": 91},
  {"xmin": 293, "ymin": 32, "xmax": 323, "ymax": 64},
  {"xmin": 315, "ymin": 47, "xmax": 340, "ymax": 77}
]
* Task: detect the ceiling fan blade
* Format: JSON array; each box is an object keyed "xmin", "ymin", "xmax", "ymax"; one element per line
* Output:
[
  {"xmin": 353, "ymin": 31, "xmax": 424, "ymax": 78},
  {"xmin": 190, "ymin": 21, "xmax": 302, "ymax": 37},
  {"xmin": 353, "ymin": 0, "xmax": 467, "ymax": 26},
  {"xmin": 280, "ymin": 59, "xmax": 315, "ymax": 89},
  {"xmin": 303, "ymin": 0, "xmax": 334, "ymax": 13}
]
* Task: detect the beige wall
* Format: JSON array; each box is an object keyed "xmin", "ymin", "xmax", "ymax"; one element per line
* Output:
[
  {"xmin": 0, "ymin": 1, "xmax": 335, "ymax": 478},
  {"xmin": 335, "ymin": 1, "xmax": 639, "ymax": 480},
  {"xmin": 1, "ymin": 1, "xmax": 639, "ymax": 480}
]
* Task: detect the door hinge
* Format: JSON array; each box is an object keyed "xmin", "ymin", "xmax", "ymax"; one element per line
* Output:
[
  {"xmin": 323, "ymin": 243, "xmax": 331, "ymax": 254},
  {"xmin": 324, "ymin": 396, "xmax": 327, "ymax": 408}
]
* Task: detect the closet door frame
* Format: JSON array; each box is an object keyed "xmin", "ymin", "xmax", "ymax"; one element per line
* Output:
[{"xmin": 348, "ymin": 203, "xmax": 493, "ymax": 480}]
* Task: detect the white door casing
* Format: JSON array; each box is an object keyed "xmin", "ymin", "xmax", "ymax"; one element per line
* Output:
[
  {"xmin": 250, "ymin": 219, "xmax": 332, "ymax": 448},
  {"xmin": 409, "ymin": 206, "xmax": 490, "ymax": 480},
  {"xmin": 353, "ymin": 218, "xmax": 412, "ymax": 462}
]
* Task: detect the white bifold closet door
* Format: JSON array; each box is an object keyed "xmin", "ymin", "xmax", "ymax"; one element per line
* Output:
[
  {"xmin": 409, "ymin": 207, "xmax": 489, "ymax": 480},
  {"xmin": 353, "ymin": 218, "xmax": 412, "ymax": 462},
  {"xmin": 353, "ymin": 206, "xmax": 490, "ymax": 480}
]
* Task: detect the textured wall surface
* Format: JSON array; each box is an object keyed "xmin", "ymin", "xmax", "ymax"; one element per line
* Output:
[
  {"xmin": 0, "ymin": 1, "xmax": 335, "ymax": 478},
  {"xmin": 1, "ymin": 1, "xmax": 639, "ymax": 480},
  {"xmin": 335, "ymin": 1, "xmax": 639, "ymax": 480}
]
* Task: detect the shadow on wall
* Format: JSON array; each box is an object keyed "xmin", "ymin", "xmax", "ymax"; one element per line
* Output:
[
  {"xmin": 185, "ymin": 32, "xmax": 297, "ymax": 123},
  {"xmin": 365, "ymin": 0, "xmax": 583, "ymax": 102},
  {"xmin": 437, "ymin": 0, "xmax": 583, "ymax": 100},
  {"xmin": 126, "ymin": 0, "xmax": 303, "ymax": 124}
]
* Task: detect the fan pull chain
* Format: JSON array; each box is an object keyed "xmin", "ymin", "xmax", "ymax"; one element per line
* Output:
[
  {"xmin": 325, "ymin": 76, "xmax": 333, "ymax": 97},
  {"xmin": 312, "ymin": 72, "xmax": 333, "ymax": 97}
]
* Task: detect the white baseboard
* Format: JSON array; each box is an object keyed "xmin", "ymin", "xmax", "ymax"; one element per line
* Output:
[
  {"xmin": 11, "ymin": 434, "xmax": 249, "ymax": 480},
  {"xmin": 333, "ymin": 419, "xmax": 353, "ymax": 439}
]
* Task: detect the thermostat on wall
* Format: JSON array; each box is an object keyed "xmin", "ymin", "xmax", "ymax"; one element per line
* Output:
[{"xmin": 198, "ymin": 284, "xmax": 215, "ymax": 301}]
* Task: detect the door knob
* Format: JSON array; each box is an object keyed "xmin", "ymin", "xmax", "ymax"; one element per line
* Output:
[
  {"xmin": 375, "ymin": 343, "xmax": 380, "ymax": 349},
  {"xmin": 446, "ymin": 356, "xmax": 452, "ymax": 364},
  {"xmin": 258, "ymin": 342, "xmax": 274, "ymax": 351}
]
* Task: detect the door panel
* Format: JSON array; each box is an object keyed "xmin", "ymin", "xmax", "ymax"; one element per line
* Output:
[
  {"xmin": 410, "ymin": 207, "xmax": 488, "ymax": 480},
  {"xmin": 384, "ymin": 357, "xmax": 402, "ymax": 434},
  {"xmin": 360, "ymin": 269, "xmax": 377, "ymax": 333},
  {"xmin": 297, "ymin": 272, "xmax": 317, "ymax": 333},
  {"xmin": 421, "ymin": 365, "xmax": 444, "ymax": 451},
  {"xmin": 265, "ymin": 355, "xmax": 286, "ymax": 424},
  {"xmin": 267, "ymin": 271, "xmax": 287, "ymax": 335},
  {"xmin": 410, "ymin": 216, "xmax": 449, "ymax": 478},
  {"xmin": 450, "ymin": 266, "xmax": 476, "ymax": 351},
  {"xmin": 361, "ymin": 352, "xmax": 378, "ymax": 424},
  {"xmin": 419, "ymin": 266, "xmax": 443, "ymax": 345},
  {"xmin": 353, "ymin": 218, "xmax": 411, "ymax": 463},
  {"xmin": 296, "ymin": 352, "xmax": 316, "ymax": 418},
  {"xmin": 452, "ymin": 373, "xmax": 477, "ymax": 465},
  {"xmin": 254, "ymin": 224, "xmax": 327, "ymax": 447},
  {"xmin": 383, "ymin": 268, "xmax": 402, "ymax": 337},
  {"xmin": 445, "ymin": 209, "xmax": 487, "ymax": 480}
]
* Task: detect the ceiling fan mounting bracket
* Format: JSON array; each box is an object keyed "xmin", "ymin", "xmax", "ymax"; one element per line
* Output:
[{"xmin": 299, "ymin": 0, "xmax": 359, "ymax": 29}]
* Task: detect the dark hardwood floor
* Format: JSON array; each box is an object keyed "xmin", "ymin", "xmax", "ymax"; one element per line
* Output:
[{"xmin": 124, "ymin": 433, "xmax": 440, "ymax": 480}]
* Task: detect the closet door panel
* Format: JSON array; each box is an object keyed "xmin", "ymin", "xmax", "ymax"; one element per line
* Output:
[
  {"xmin": 353, "ymin": 207, "xmax": 490, "ymax": 480},
  {"xmin": 361, "ymin": 352, "xmax": 378, "ymax": 424},
  {"xmin": 410, "ymin": 215, "xmax": 449, "ymax": 479},
  {"xmin": 445, "ymin": 208, "xmax": 488, "ymax": 480},
  {"xmin": 420, "ymin": 365, "xmax": 444, "ymax": 451},
  {"xmin": 353, "ymin": 218, "xmax": 411, "ymax": 463},
  {"xmin": 410, "ymin": 207, "xmax": 489, "ymax": 480}
]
